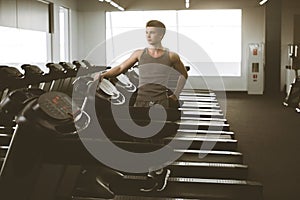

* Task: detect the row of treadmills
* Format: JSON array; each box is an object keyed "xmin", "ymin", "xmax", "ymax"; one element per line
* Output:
[{"xmin": 0, "ymin": 61, "xmax": 263, "ymax": 200}]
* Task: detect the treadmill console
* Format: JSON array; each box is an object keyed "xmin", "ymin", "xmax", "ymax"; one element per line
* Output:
[
  {"xmin": 97, "ymin": 78, "xmax": 125, "ymax": 105},
  {"xmin": 0, "ymin": 88, "xmax": 45, "ymax": 125},
  {"xmin": 116, "ymin": 73, "xmax": 136, "ymax": 92},
  {"xmin": 27, "ymin": 91, "xmax": 90, "ymax": 135},
  {"xmin": 38, "ymin": 91, "xmax": 75, "ymax": 120}
]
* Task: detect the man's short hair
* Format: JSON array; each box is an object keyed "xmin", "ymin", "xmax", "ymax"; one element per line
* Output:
[{"xmin": 146, "ymin": 20, "xmax": 166, "ymax": 36}]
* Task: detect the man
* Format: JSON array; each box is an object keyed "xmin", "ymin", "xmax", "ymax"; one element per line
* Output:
[
  {"xmin": 100, "ymin": 20, "xmax": 188, "ymax": 108},
  {"xmin": 98, "ymin": 20, "xmax": 188, "ymax": 191}
]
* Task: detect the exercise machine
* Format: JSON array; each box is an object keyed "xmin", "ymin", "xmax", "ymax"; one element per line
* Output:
[
  {"xmin": 0, "ymin": 65, "xmax": 24, "ymax": 99},
  {"xmin": 0, "ymin": 72, "xmax": 262, "ymax": 200},
  {"xmin": 59, "ymin": 62, "xmax": 79, "ymax": 96},
  {"xmin": 283, "ymin": 44, "xmax": 300, "ymax": 112},
  {"xmin": 21, "ymin": 64, "xmax": 45, "ymax": 89},
  {"xmin": 44, "ymin": 63, "xmax": 67, "ymax": 92}
]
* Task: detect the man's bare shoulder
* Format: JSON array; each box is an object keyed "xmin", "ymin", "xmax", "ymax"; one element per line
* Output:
[
  {"xmin": 131, "ymin": 49, "xmax": 144, "ymax": 60},
  {"xmin": 133, "ymin": 49, "xmax": 144, "ymax": 55},
  {"xmin": 168, "ymin": 51, "xmax": 181, "ymax": 62}
]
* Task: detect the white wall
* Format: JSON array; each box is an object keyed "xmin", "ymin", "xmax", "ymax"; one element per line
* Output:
[
  {"xmin": 77, "ymin": 11, "xmax": 106, "ymax": 64},
  {"xmin": 76, "ymin": 0, "xmax": 113, "ymax": 63}
]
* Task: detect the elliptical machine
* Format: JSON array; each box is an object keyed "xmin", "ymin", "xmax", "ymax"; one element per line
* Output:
[{"xmin": 283, "ymin": 44, "xmax": 300, "ymax": 112}]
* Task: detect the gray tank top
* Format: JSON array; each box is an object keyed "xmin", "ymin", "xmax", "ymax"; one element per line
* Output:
[{"xmin": 137, "ymin": 48, "xmax": 174, "ymax": 101}]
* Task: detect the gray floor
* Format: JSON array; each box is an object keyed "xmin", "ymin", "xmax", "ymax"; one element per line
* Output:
[{"xmin": 224, "ymin": 92, "xmax": 300, "ymax": 200}]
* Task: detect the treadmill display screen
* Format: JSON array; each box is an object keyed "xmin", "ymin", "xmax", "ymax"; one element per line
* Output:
[{"xmin": 38, "ymin": 91, "xmax": 78, "ymax": 120}]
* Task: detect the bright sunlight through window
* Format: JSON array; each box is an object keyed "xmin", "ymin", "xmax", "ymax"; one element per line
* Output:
[
  {"xmin": 0, "ymin": 26, "xmax": 47, "ymax": 70},
  {"xmin": 106, "ymin": 10, "xmax": 241, "ymax": 77}
]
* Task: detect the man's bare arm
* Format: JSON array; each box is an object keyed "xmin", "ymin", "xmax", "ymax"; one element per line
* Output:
[
  {"xmin": 99, "ymin": 50, "xmax": 142, "ymax": 79},
  {"xmin": 170, "ymin": 52, "xmax": 188, "ymax": 99}
]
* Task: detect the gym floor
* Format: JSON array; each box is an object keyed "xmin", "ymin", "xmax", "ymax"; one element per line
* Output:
[{"xmin": 224, "ymin": 91, "xmax": 300, "ymax": 200}]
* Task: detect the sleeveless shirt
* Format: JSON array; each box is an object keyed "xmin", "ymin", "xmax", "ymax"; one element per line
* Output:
[{"xmin": 136, "ymin": 48, "xmax": 174, "ymax": 101}]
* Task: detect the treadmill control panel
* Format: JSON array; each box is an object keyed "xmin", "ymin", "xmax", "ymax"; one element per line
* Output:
[
  {"xmin": 38, "ymin": 91, "xmax": 78, "ymax": 120},
  {"xmin": 98, "ymin": 78, "xmax": 117, "ymax": 96}
]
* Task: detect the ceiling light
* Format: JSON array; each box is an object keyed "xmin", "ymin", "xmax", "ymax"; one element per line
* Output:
[
  {"xmin": 117, "ymin": 6, "xmax": 125, "ymax": 11},
  {"xmin": 110, "ymin": 1, "xmax": 118, "ymax": 7},
  {"xmin": 185, "ymin": 0, "xmax": 190, "ymax": 8},
  {"xmin": 99, "ymin": 0, "xmax": 125, "ymax": 11},
  {"xmin": 259, "ymin": 0, "xmax": 268, "ymax": 5}
]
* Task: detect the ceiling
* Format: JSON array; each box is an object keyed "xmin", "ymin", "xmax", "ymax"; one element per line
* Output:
[{"xmin": 79, "ymin": 0, "xmax": 263, "ymax": 12}]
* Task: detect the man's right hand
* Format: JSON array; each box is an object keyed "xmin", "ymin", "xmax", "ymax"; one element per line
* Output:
[{"xmin": 91, "ymin": 72, "xmax": 103, "ymax": 82}]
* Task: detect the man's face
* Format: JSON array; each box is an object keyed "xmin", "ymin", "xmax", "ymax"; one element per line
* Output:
[{"xmin": 146, "ymin": 26, "xmax": 164, "ymax": 45}]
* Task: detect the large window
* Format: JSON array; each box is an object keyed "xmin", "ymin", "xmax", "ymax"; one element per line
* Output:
[
  {"xmin": 106, "ymin": 10, "xmax": 242, "ymax": 76},
  {"xmin": 0, "ymin": 26, "xmax": 48, "ymax": 71}
]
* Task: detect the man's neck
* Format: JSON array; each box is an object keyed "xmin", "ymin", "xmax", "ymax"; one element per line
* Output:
[
  {"xmin": 148, "ymin": 43, "xmax": 164, "ymax": 50},
  {"xmin": 147, "ymin": 46, "xmax": 165, "ymax": 58}
]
